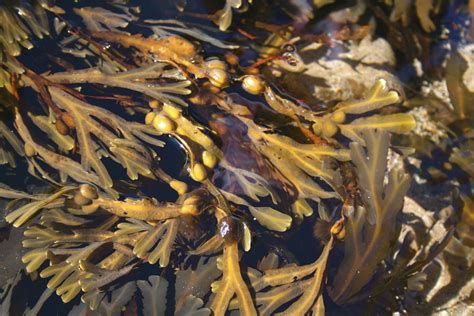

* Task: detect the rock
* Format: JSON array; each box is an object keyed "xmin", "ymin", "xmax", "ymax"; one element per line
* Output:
[
  {"xmin": 266, "ymin": 35, "xmax": 399, "ymax": 104},
  {"xmin": 458, "ymin": 44, "xmax": 474, "ymax": 93}
]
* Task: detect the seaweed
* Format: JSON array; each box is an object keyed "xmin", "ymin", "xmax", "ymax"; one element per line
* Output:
[
  {"xmin": 242, "ymin": 117, "xmax": 348, "ymax": 200},
  {"xmin": 250, "ymin": 236, "xmax": 333, "ymax": 315},
  {"xmin": 0, "ymin": 1, "xmax": 463, "ymax": 315},
  {"xmin": 115, "ymin": 218, "xmax": 179, "ymax": 266},
  {"xmin": 175, "ymin": 257, "xmax": 222, "ymax": 309},
  {"xmin": 210, "ymin": 238, "xmax": 257, "ymax": 315},
  {"xmin": 0, "ymin": 120, "xmax": 24, "ymax": 167},
  {"xmin": 0, "ymin": 270, "xmax": 24, "ymax": 315},
  {"xmin": 46, "ymin": 64, "xmax": 192, "ymax": 108},
  {"xmin": 74, "ymin": 6, "xmax": 136, "ymax": 33},
  {"xmin": 457, "ymin": 194, "xmax": 474, "ymax": 248},
  {"xmin": 3, "ymin": 185, "xmax": 74, "ymax": 227},
  {"xmin": 374, "ymin": 198, "xmax": 454, "ymax": 306},
  {"xmin": 450, "ymin": 145, "xmax": 474, "ymax": 178},
  {"xmin": 137, "ymin": 275, "xmax": 168, "ymax": 315},
  {"xmin": 93, "ymin": 281, "xmax": 136, "ymax": 316},
  {"xmin": 330, "ymin": 129, "xmax": 411, "ymax": 304},
  {"xmin": 389, "ymin": 0, "xmax": 439, "ymax": 32},
  {"xmin": 446, "ymin": 49, "xmax": 474, "ymax": 120},
  {"xmin": 212, "ymin": 0, "xmax": 254, "ymax": 31},
  {"xmin": 0, "ymin": 0, "xmax": 57, "ymax": 92}
]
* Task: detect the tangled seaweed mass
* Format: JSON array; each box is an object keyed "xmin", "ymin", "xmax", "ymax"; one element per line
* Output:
[{"xmin": 0, "ymin": 0, "xmax": 473, "ymax": 315}]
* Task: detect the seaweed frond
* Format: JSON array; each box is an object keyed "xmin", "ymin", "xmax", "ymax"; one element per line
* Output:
[
  {"xmin": 28, "ymin": 113, "xmax": 74, "ymax": 152},
  {"xmin": 210, "ymin": 239, "xmax": 257, "ymax": 316},
  {"xmin": 223, "ymin": 191, "xmax": 292, "ymax": 232},
  {"xmin": 4, "ymin": 185, "xmax": 74, "ymax": 227},
  {"xmin": 177, "ymin": 295, "xmax": 210, "ymax": 316},
  {"xmin": 137, "ymin": 275, "xmax": 168, "ymax": 315},
  {"xmin": 74, "ymin": 6, "xmax": 136, "ymax": 33},
  {"xmin": 445, "ymin": 49, "xmax": 474, "ymax": 120},
  {"xmin": 90, "ymin": 281, "xmax": 136, "ymax": 315},
  {"xmin": 1, "ymin": 183, "xmax": 184, "ymax": 305},
  {"xmin": 389, "ymin": 0, "xmax": 437, "ymax": 32},
  {"xmin": 244, "ymin": 118, "xmax": 349, "ymax": 200},
  {"xmin": 175, "ymin": 257, "xmax": 222, "ymax": 310},
  {"xmin": 15, "ymin": 110, "xmax": 100, "ymax": 185},
  {"xmin": 0, "ymin": 120, "xmax": 24, "ymax": 167},
  {"xmin": 450, "ymin": 145, "xmax": 474, "ymax": 178},
  {"xmin": 250, "ymin": 237, "xmax": 333, "ymax": 315},
  {"xmin": 0, "ymin": 1, "xmax": 50, "ymax": 57},
  {"xmin": 213, "ymin": 0, "xmax": 254, "ymax": 31},
  {"xmin": 332, "ymin": 79, "xmax": 416, "ymax": 144},
  {"xmin": 46, "ymin": 64, "xmax": 192, "ymax": 108},
  {"xmin": 0, "ymin": 0, "xmax": 55, "ymax": 91},
  {"xmin": 329, "ymin": 129, "xmax": 411, "ymax": 304},
  {"xmin": 115, "ymin": 218, "xmax": 179, "ymax": 266},
  {"xmin": 23, "ymin": 85, "xmax": 160, "ymax": 189}
]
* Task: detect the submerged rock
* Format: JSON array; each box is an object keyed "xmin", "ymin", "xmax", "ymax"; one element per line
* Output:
[{"xmin": 265, "ymin": 35, "xmax": 399, "ymax": 104}]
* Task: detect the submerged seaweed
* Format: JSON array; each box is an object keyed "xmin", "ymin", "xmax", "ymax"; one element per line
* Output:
[{"xmin": 0, "ymin": 1, "xmax": 471, "ymax": 315}]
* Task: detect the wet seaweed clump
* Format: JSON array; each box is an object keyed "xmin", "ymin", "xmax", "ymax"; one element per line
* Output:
[{"xmin": 0, "ymin": 1, "xmax": 472, "ymax": 315}]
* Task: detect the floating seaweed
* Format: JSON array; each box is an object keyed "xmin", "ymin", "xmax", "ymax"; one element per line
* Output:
[{"xmin": 0, "ymin": 1, "xmax": 471, "ymax": 315}]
